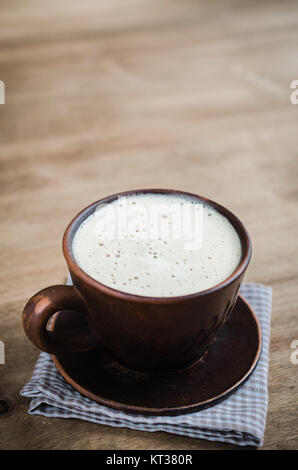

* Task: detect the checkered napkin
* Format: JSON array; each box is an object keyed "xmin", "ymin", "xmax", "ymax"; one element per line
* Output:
[{"xmin": 21, "ymin": 283, "xmax": 272, "ymax": 447}]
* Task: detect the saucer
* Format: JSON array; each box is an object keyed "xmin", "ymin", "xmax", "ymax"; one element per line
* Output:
[{"xmin": 50, "ymin": 295, "xmax": 261, "ymax": 416}]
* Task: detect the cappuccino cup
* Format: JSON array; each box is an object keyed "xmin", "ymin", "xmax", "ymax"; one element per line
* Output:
[{"xmin": 22, "ymin": 189, "xmax": 252, "ymax": 373}]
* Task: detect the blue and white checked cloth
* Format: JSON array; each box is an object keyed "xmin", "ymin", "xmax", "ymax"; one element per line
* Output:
[{"xmin": 21, "ymin": 283, "xmax": 272, "ymax": 447}]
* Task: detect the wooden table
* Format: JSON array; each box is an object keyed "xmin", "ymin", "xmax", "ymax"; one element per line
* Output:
[{"xmin": 0, "ymin": 0, "xmax": 297, "ymax": 450}]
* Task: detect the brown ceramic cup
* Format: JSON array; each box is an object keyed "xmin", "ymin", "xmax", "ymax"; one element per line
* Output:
[{"xmin": 22, "ymin": 189, "xmax": 252, "ymax": 373}]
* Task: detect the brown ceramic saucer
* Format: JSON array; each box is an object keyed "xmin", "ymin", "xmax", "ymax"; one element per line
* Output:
[{"xmin": 50, "ymin": 295, "xmax": 261, "ymax": 416}]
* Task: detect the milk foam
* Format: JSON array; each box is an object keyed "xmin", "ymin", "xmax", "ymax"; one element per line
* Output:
[{"xmin": 72, "ymin": 193, "xmax": 242, "ymax": 297}]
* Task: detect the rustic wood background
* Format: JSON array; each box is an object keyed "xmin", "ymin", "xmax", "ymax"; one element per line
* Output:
[{"xmin": 0, "ymin": 0, "xmax": 297, "ymax": 450}]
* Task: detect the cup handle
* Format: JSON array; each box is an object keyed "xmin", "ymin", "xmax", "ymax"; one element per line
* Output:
[{"xmin": 22, "ymin": 285, "xmax": 100, "ymax": 355}]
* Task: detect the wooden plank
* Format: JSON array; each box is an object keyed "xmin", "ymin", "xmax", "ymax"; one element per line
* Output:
[{"xmin": 0, "ymin": 0, "xmax": 297, "ymax": 450}]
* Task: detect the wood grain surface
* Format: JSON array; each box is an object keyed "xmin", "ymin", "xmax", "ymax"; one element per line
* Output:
[{"xmin": 0, "ymin": 0, "xmax": 297, "ymax": 450}]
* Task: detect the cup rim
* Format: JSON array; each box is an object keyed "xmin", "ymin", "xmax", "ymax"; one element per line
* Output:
[{"xmin": 62, "ymin": 189, "xmax": 252, "ymax": 304}]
